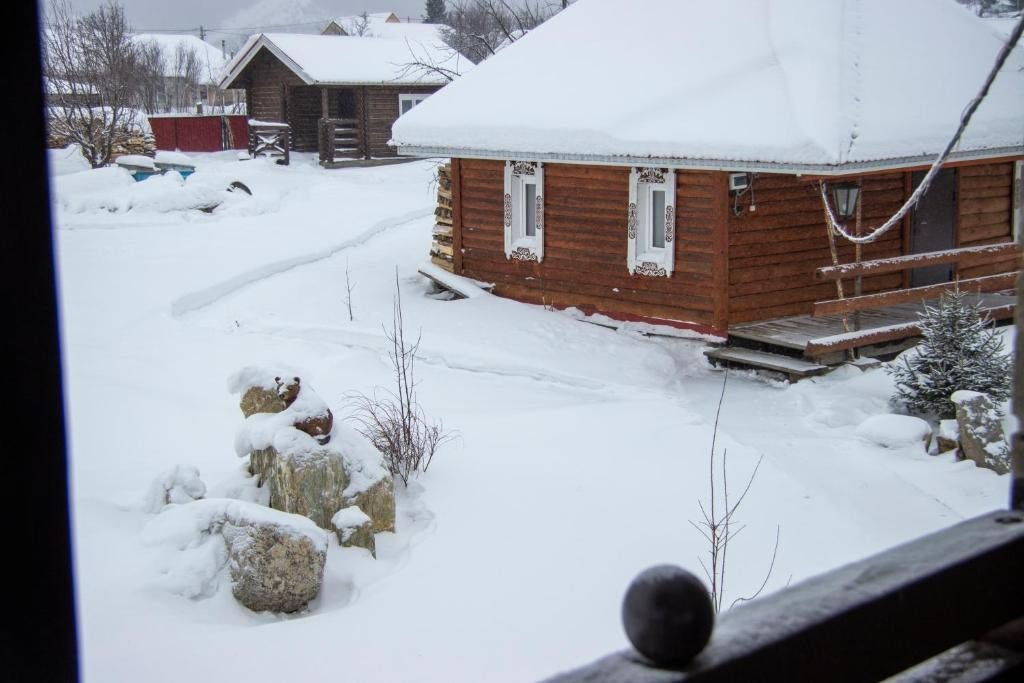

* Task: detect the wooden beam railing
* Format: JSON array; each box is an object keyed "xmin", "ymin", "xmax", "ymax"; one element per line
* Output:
[
  {"xmin": 248, "ymin": 120, "xmax": 290, "ymax": 166},
  {"xmin": 814, "ymin": 272, "xmax": 1018, "ymax": 317},
  {"xmin": 546, "ymin": 510, "xmax": 1024, "ymax": 682},
  {"xmin": 812, "ymin": 242, "xmax": 1020, "ymax": 318},
  {"xmin": 816, "ymin": 243, "xmax": 1021, "ymax": 281},
  {"xmin": 318, "ymin": 117, "xmax": 362, "ymax": 165}
]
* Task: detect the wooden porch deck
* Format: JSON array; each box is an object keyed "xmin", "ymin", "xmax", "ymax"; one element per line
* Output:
[{"xmin": 728, "ymin": 291, "xmax": 1016, "ymax": 361}]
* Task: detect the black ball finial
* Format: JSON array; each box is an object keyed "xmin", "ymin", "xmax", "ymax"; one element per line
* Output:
[{"xmin": 621, "ymin": 565, "xmax": 714, "ymax": 666}]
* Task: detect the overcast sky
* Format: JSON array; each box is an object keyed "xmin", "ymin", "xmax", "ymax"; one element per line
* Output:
[{"xmin": 66, "ymin": 0, "xmax": 432, "ymax": 32}]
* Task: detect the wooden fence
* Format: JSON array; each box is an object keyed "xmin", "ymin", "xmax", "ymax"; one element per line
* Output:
[
  {"xmin": 248, "ymin": 121, "xmax": 290, "ymax": 165},
  {"xmin": 318, "ymin": 117, "xmax": 362, "ymax": 166}
]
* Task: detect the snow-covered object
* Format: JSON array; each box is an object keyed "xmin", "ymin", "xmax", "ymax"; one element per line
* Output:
[
  {"xmin": 230, "ymin": 368, "xmax": 334, "ymax": 445},
  {"xmin": 115, "ymin": 155, "xmax": 156, "ymax": 170},
  {"xmin": 52, "ymin": 167, "xmax": 228, "ymax": 214},
  {"xmin": 392, "ymin": 0, "xmax": 1024, "ymax": 170},
  {"xmin": 219, "ymin": 33, "xmax": 462, "ymax": 88},
  {"xmin": 141, "ymin": 498, "xmax": 327, "ymax": 601},
  {"xmin": 142, "ymin": 464, "xmax": 207, "ymax": 513},
  {"xmin": 47, "ymin": 144, "xmax": 91, "ymax": 176},
  {"xmin": 951, "ymin": 391, "xmax": 1010, "ymax": 474},
  {"xmin": 154, "ymin": 151, "xmax": 195, "ymax": 168},
  {"xmin": 856, "ymin": 414, "xmax": 932, "ymax": 449}
]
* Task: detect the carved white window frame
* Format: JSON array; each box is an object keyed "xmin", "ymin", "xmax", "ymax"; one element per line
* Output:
[
  {"xmin": 503, "ymin": 161, "xmax": 545, "ymax": 263},
  {"xmin": 627, "ymin": 167, "xmax": 675, "ymax": 277},
  {"xmin": 398, "ymin": 93, "xmax": 429, "ymax": 116}
]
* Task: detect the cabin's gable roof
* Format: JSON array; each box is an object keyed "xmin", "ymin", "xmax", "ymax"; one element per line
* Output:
[
  {"xmin": 218, "ymin": 32, "xmax": 463, "ymax": 89},
  {"xmin": 392, "ymin": 0, "xmax": 1024, "ymax": 172}
]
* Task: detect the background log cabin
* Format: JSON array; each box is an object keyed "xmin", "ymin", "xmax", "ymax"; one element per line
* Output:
[{"xmin": 218, "ymin": 33, "xmax": 461, "ymax": 166}]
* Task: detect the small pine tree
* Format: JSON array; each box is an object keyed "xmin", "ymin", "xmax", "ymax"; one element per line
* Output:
[
  {"xmin": 424, "ymin": 0, "xmax": 447, "ymax": 24},
  {"xmin": 888, "ymin": 289, "xmax": 1011, "ymax": 419}
]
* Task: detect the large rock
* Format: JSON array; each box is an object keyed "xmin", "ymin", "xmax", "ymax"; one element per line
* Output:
[
  {"xmin": 269, "ymin": 444, "xmax": 349, "ymax": 530},
  {"xmin": 223, "ymin": 515, "xmax": 327, "ymax": 613},
  {"xmin": 332, "ymin": 506, "xmax": 376, "ymax": 557},
  {"xmin": 952, "ymin": 391, "xmax": 1011, "ymax": 475}
]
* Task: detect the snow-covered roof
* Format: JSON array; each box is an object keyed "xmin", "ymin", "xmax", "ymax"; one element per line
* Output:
[
  {"xmin": 392, "ymin": 0, "xmax": 1024, "ymax": 173},
  {"xmin": 218, "ymin": 32, "xmax": 460, "ymax": 88},
  {"xmin": 329, "ymin": 12, "xmax": 402, "ymax": 32},
  {"xmin": 133, "ymin": 34, "xmax": 229, "ymax": 84}
]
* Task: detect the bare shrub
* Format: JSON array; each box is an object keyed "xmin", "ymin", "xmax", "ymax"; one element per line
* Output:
[
  {"xmin": 690, "ymin": 371, "xmax": 780, "ymax": 613},
  {"xmin": 347, "ymin": 273, "xmax": 454, "ymax": 485}
]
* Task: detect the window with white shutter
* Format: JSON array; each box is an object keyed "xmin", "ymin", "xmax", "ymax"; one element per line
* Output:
[
  {"xmin": 503, "ymin": 161, "xmax": 545, "ymax": 262},
  {"xmin": 627, "ymin": 167, "xmax": 675, "ymax": 277}
]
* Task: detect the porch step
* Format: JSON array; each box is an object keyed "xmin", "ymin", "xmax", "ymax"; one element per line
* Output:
[{"xmin": 704, "ymin": 347, "xmax": 829, "ymax": 381}]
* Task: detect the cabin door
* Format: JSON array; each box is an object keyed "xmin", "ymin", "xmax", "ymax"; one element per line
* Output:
[{"xmin": 910, "ymin": 168, "xmax": 957, "ymax": 287}]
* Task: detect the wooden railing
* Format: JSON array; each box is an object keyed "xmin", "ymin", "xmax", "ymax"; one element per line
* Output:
[
  {"xmin": 813, "ymin": 243, "xmax": 1020, "ymax": 317},
  {"xmin": 547, "ymin": 510, "xmax": 1024, "ymax": 682},
  {"xmin": 248, "ymin": 121, "xmax": 290, "ymax": 165},
  {"xmin": 318, "ymin": 117, "xmax": 362, "ymax": 165}
]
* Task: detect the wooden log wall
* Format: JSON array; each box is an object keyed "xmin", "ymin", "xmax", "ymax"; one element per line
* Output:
[
  {"xmin": 363, "ymin": 86, "xmax": 440, "ymax": 158},
  {"xmin": 239, "ymin": 49, "xmax": 303, "ymax": 123},
  {"xmin": 957, "ymin": 162, "xmax": 1018, "ymax": 279},
  {"xmin": 456, "ymin": 160, "xmax": 726, "ymax": 331},
  {"xmin": 286, "ymin": 85, "xmax": 322, "ymax": 152},
  {"xmin": 727, "ymin": 172, "xmax": 906, "ymax": 324},
  {"xmin": 453, "ymin": 159, "xmax": 1019, "ymax": 330}
]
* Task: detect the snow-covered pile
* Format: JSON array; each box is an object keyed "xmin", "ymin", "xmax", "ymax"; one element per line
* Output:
[
  {"xmin": 856, "ymin": 414, "xmax": 932, "ymax": 449},
  {"xmin": 142, "ymin": 464, "xmax": 207, "ymax": 513}
]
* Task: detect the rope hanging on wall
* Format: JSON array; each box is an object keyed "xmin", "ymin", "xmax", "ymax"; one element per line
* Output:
[{"xmin": 821, "ymin": 13, "xmax": 1024, "ymax": 245}]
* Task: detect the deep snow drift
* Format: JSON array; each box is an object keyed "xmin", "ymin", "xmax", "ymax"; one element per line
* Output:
[{"xmin": 55, "ymin": 151, "xmax": 1011, "ymax": 682}]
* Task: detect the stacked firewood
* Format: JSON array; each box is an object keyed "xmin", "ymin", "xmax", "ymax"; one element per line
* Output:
[
  {"xmin": 431, "ymin": 162, "xmax": 455, "ymax": 271},
  {"xmin": 111, "ymin": 132, "xmax": 156, "ymax": 158}
]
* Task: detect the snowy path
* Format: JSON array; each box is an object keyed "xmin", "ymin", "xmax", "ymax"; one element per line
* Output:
[{"xmin": 54, "ymin": 153, "xmax": 1009, "ymax": 683}]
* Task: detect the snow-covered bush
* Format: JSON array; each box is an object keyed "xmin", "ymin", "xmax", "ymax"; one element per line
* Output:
[{"xmin": 887, "ymin": 289, "xmax": 1011, "ymax": 419}]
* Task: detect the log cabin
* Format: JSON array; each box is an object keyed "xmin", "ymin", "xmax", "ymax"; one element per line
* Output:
[
  {"xmin": 392, "ymin": 0, "xmax": 1024, "ymax": 371},
  {"xmin": 218, "ymin": 32, "xmax": 468, "ymax": 167}
]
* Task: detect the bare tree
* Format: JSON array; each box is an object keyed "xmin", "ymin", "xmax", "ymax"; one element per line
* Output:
[
  {"xmin": 441, "ymin": 0, "xmax": 563, "ymax": 64},
  {"xmin": 43, "ymin": 0, "xmax": 144, "ymax": 167},
  {"xmin": 348, "ymin": 12, "xmax": 373, "ymax": 37},
  {"xmin": 344, "ymin": 258, "xmax": 355, "ymax": 322},
  {"xmin": 170, "ymin": 43, "xmax": 202, "ymax": 112},
  {"xmin": 134, "ymin": 39, "xmax": 165, "ymax": 115},
  {"xmin": 689, "ymin": 371, "xmax": 780, "ymax": 614}
]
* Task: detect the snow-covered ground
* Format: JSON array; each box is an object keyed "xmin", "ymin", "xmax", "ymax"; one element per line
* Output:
[{"xmin": 55, "ymin": 151, "xmax": 1011, "ymax": 682}]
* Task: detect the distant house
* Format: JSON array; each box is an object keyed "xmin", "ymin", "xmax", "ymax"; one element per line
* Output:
[
  {"xmin": 392, "ymin": 0, "xmax": 1023, "ymax": 367},
  {"xmin": 322, "ymin": 12, "xmax": 402, "ymax": 35},
  {"xmin": 219, "ymin": 32, "xmax": 465, "ymax": 166}
]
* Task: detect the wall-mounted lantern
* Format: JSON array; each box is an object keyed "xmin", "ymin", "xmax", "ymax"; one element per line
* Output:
[{"xmin": 830, "ymin": 181, "xmax": 861, "ymax": 221}]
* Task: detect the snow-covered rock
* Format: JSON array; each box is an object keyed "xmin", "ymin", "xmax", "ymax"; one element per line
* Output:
[
  {"xmin": 951, "ymin": 391, "xmax": 1010, "ymax": 475},
  {"xmin": 141, "ymin": 498, "xmax": 327, "ymax": 609},
  {"xmin": 224, "ymin": 514, "xmax": 327, "ymax": 614},
  {"xmin": 142, "ymin": 464, "xmax": 207, "ymax": 512},
  {"xmin": 332, "ymin": 506, "xmax": 375, "ymax": 556},
  {"xmin": 855, "ymin": 414, "xmax": 932, "ymax": 450}
]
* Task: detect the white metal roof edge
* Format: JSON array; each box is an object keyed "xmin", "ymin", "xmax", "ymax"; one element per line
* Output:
[{"xmin": 393, "ymin": 144, "xmax": 1024, "ymax": 176}]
